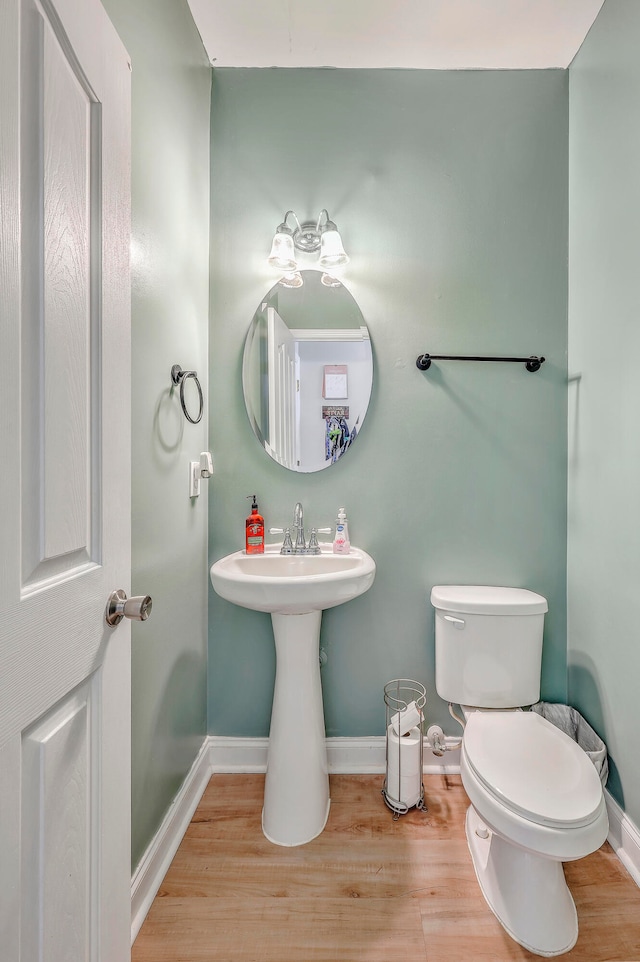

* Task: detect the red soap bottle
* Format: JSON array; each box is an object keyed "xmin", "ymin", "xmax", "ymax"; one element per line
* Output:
[{"xmin": 245, "ymin": 494, "xmax": 265, "ymax": 554}]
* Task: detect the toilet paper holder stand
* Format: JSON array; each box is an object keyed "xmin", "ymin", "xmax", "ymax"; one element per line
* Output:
[{"xmin": 382, "ymin": 679, "xmax": 428, "ymax": 819}]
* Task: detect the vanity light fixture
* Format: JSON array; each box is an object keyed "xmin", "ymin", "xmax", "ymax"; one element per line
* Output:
[{"xmin": 267, "ymin": 209, "xmax": 349, "ymax": 274}]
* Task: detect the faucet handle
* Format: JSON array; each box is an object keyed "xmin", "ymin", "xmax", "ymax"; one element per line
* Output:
[
  {"xmin": 316, "ymin": 527, "xmax": 332, "ymax": 534},
  {"xmin": 269, "ymin": 527, "xmax": 294, "ymax": 554},
  {"xmin": 307, "ymin": 528, "xmax": 320, "ymax": 554}
]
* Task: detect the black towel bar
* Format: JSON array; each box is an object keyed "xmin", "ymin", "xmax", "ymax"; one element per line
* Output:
[{"xmin": 416, "ymin": 353, "xmax": 545, "ymax": 373}]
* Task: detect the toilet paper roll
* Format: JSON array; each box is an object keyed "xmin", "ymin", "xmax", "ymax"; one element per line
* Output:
[
  {"xmin": 390, "ymin": 700, "xmax": 421, "ymax": 736},
  {"xmin": 386, "ymin": 725, "xmax": 422, "ymax": 809}
]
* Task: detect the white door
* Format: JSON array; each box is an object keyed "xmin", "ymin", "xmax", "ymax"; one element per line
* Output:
[
  {"xmin": 0, "ymin": 0, "xmax": 132, "ymax": 959},
  {"xmin": 267, "ymin": 307, "xmax": 298, "ymax": 469}
]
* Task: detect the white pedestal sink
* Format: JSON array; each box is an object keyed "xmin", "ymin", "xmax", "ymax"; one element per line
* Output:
[{"xmin": 210, "ymin": 544, "xmax": 376, "ymax": 846}]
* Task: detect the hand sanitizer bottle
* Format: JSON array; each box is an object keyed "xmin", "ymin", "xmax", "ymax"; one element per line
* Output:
[{"xmin": 333, "ymin": 507, "xmax": 350, "ymax": 554}]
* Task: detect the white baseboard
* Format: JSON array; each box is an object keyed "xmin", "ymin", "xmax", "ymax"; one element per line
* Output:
[
  {"xmin": 130, "ymin": 737, "xmax": 211, "ymax": 943},
  {"xmin": 208, "ymin": 733, "xmax": 461, "ymax": 774},
  {"xmin": 130, "ymin": 735, "xmax": 637, "ymax": 944},
  {"xmin": 605, "ymin": 789, "xmax": 640, "ymax": 888},
  {"xmin": 208, "ymin": 735, "xmax": 269, "ymax": 772}
]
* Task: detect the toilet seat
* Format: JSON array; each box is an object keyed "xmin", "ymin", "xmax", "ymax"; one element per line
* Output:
[{"xmin": 463, "ymin": 711, "xmax": 603, "ymax": 829}]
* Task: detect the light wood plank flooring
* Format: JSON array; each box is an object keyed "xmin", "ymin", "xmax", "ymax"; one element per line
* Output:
[{"xmin": 133, "ymin": 774, "xmax": 640, "ymax": 962}]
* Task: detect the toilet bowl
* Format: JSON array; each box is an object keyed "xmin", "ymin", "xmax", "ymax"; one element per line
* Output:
[{"xmin": 461, "ymin": 710, "xmax": 608, "ymax": 957}]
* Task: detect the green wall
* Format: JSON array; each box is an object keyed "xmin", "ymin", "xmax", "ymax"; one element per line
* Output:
[
  {"xmin": 569, "ymin": 0, "xmax": 640, "ymax": 826},
  {"xmin": 209, "ymin": 69, "xmax": 569, "ymax": 738},
  {"xmin": 101, "ymin": 0, "xmax": 211, "ymax": 870}
]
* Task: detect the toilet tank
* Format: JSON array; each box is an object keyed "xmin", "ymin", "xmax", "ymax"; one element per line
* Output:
[{"xmin": 431, "ymin": 585, "xmax": 548, "ymax": 709}]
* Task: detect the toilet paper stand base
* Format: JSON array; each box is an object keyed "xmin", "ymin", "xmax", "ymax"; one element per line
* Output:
[{"xmin": 381, "ymin": 782, "xmax": 427, "ymax": 818}]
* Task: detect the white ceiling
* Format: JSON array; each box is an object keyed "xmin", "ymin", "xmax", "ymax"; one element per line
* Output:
[{"xmin": 187, "ymin": 0, "xmax": 605, "ymax": 70}]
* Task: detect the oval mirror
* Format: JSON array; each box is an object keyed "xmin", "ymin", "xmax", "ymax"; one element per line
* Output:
[{"xmin": 243, "ymin": 270, "xmax": 373, "ymax": 473}]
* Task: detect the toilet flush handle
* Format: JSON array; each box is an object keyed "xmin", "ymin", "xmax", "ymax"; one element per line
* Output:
[{"xmin": 443, "ymin": 614, "xmax": 465, "ymax": 629}]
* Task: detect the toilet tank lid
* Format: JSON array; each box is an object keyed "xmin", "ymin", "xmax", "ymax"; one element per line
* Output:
[{"xmin": 430, "ymin": 585, "xmax": 548, "ymax": 616}]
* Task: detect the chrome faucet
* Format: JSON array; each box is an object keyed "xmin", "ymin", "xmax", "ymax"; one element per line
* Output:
[
  {"xmin": 293, "ymin": 502, "xmax": 306, "ymax": 553},
  {"xmin": 269, "ymin": 504, "xmax": 332, "ymax": 554}
]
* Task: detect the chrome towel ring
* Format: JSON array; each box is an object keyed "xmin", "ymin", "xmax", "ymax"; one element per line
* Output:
[{"xmin": 171, "ymin": 364, "xmax": 204, "ymax": 424}]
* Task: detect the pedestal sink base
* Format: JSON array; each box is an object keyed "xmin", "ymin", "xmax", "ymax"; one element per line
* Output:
[
  {"xmin": 261, "ymin": 611, "xmax": 330, "ymax": 846},
  {"xmin": 262, "ymin": 799, "xmax": 331, "ymax": 848}
]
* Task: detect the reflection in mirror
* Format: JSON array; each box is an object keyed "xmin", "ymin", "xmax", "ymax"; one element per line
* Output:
[{"xmin": 243, "ymin": 271, "xmax": 373, "ymax": 473}]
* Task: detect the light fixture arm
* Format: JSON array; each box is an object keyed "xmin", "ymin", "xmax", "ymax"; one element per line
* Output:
[
  {"xmin": 281, "ymin": 210, "xmax": 302, "ymax": 235},
  {"xmin": 315, "ymin": 209, "xmax": 331, "ymax": 233}
]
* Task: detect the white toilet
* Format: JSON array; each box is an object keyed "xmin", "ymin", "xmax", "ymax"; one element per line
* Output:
[{"xmin": 431, "ymin": 585, "xmax": 608, "ymax": 958}]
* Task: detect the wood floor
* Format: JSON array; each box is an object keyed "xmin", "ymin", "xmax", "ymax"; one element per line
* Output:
[{"xmin": 132, "ymin": 774, "xmax": 640, "ymax": 962}]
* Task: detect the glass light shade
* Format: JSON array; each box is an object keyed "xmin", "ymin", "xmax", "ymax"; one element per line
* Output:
[
  {"xmin": 268, "ymin": 230, "xmax": 297, "ymax": 272},
  {"xmin": 318, "ymin": 227, "xmax": 349, "ymax": 269},
  {"xmin": 278, "ymin": 271, "xmax": 304, "ymax": 288}
]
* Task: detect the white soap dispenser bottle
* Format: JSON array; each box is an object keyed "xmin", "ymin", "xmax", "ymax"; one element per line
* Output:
[{"xmin": 333, "ymin": 507, "xmax": 351, "ymax": 554}]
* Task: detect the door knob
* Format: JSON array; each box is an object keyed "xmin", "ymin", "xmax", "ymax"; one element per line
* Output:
[{"xmin": 105, "ymin": 589, "xmax": 153, "ymax": 627}]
